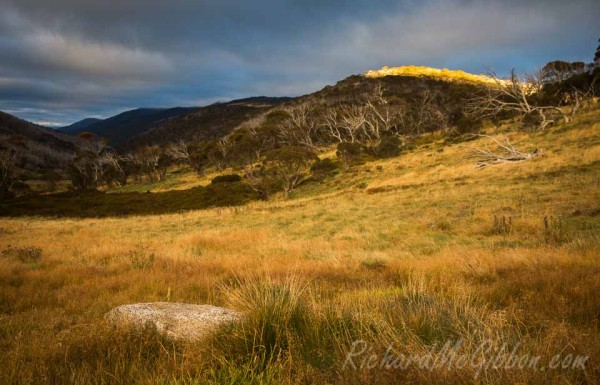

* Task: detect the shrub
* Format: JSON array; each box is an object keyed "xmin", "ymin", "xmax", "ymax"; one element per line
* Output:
[
  {"xmin": 373, "ymin": 136, "xmax": 402, "ymax": 158},
  {"xmin": 310, "ymin": 158, "xmax": 338, "ymax": 180},
  {"xmin": 264, "ymin": 146, "xmax": 318, "ymax": 199},
  {"xmin": 10, "ymin": 181, "xmax": 32, "ymax": 197},
  {"xmin": 211, "ymin": 174, "xmax": 242, "ymax": 184},
  {"xmin": 451, "ymin": 114, "xmax": 483, "ymax": 136},
  {"xmin": 336, "ymin": 142, "xmax": 364, "ymax": 171}
]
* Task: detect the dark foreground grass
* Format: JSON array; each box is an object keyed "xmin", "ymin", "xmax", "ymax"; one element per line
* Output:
[
  {"xmin": 0, "ymin": 182, "xmax": 257, "ymax": 218},
  {"xmin": 2, "ymin": 274, "xmax": 597, "ymax": 385}
]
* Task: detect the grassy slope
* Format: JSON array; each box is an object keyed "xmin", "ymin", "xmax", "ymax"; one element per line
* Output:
[{"xmin": 0, "ymin": 106, "xmax": 599, "ymax": 384}]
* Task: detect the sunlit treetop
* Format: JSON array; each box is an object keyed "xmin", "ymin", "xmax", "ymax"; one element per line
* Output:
[{"xmin": 364, "ymin": 65, "xmax": 501, "ymax": 85}]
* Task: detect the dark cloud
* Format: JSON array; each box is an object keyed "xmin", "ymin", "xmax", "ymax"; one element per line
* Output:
[{"xmin": 0, "ymin": 0, "xmax": 598, "ymax": 125}]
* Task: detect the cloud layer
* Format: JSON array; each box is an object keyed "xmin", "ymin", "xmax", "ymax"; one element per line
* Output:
[{"xmin": 0, "ymin": 0, "xmax": 598, "ymax": 125}]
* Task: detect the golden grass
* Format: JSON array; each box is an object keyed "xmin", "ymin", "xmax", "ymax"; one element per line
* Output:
[{"xmin": 0, "ymin": 107, "xmax": 599, "ymax": 384}]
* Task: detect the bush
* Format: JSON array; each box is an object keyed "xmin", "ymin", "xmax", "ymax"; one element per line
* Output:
[
  {"xmin": 336, "ymin": 142, "xmax": 365, "ymax": 171},
  {"xmin": 264, "ymin": 146, "xmax": 318, "ymax": 199},
  {"xmin": 373, "ymin": 136, "xmax": 402, "ymax": 158},
  {"xmin": 211, "ymin": 174, "xmax": 242, "ymax": 184},
  {"xmin": 451, "ymin": 114, "xmax": 483, "ymax": 136},
  {"xmin": 310, "ymin": 158, "xmax": 338, "ymax": 180},
  {"xmin": 10, "ymin": 181, "xmax": 32, "ymax": 197}
]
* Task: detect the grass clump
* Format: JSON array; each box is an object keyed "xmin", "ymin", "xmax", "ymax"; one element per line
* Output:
[
  {"xmin": 33, "ymin": 325, "xmax": 182, "ymax": 384},
  {"xmin": 127, "ymin": 246, "xmax": 156, "ymax": 270},
  {"xmin": 221, "ymin": 276, "xmax": 307, "ymax": 361},
  {"xmin": 489, "ymin": 214, "xmax": 513, "ymax": 235},
  {"xmin": 542, "ymin": 215, "xmax": 572, "ymax": 245},
  {"xmin": 1, "ymin": 245, "xmax": 42, "ymax": 263},
  {"xmin": 360, "ymin": 258, "xmax": 387, "ymax": 270}
]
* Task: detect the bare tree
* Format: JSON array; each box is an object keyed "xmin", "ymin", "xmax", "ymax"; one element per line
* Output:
[
  {"xmin": 215, "ymin": 137, "xmax": 232, "ymax": 168},
  {"xmin": 560, "ymin": 86, "xmax": 595, "ymax": 121},
  {"xmin": 363, "ymin": 84, "xmax": 397, "ymax": 140},
  {"xmin": 167, "ymin": 140, "xmax": 190, "ymax": 161},
  {"xmin": 101, "ymin": 152, "xmax": 126, "ymax": 187},
  {"xmin": 121, "ymin": 153, "xmax": 143, "ymax": 183},
  {"xmin": 277, "ymin": 104, "xmax": 321, "ymax": 150},
  {"xmin": 134, "ymin": 146, "xmax": 163, "ymax": 181},
  {"xmin": 321, "ymin": 107, "xmax": 345, "ymax": 143},
  {"xmin": 339, "ymin": 104, "xmax": 369, "ymax": 143},
  {"xmin": 466, "ymin": 69, "xmax": 570, "ymax": 130},
  {"xmin": 0, "ymin": 149, "xmax": 18, "ymax": 199},
  {"xmin": 248, "ymin": 126, "xmax": 277, "ymax": 160},
  {"xmin": 405, "ymin": 90, "xmax": 447, "ymax": 135},
  {"xmin": 168, "ymin": 140, "xmax": 207, "ymax": 175},
  {"xmin": 320, "ymin": 85, "xmax": 404, "ymax": 144},
  {"xmin": 70, "ymin": 133, "xmax": 108, "ymax": 190}
]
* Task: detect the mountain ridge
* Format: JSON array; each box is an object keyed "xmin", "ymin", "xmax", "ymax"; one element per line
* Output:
[
  {"xmin": 0, "ymin": 111, "xmax": 76, "ymax": 171},
  {"xmin": 68, "ymin": 107, "xmax": 199, "ymax": 146},
  {"xmin": 59, "ymin": 118, "xmax": 104, "ymax": 133}
]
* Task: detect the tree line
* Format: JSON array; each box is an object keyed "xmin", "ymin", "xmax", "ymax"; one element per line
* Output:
[{"xmin": 2, "ymin": 48, "xmax": 599, "ymax": 201}]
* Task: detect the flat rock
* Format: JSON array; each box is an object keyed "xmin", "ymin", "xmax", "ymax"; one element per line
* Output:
[{"xmin": 105, "ymin": 302, "xmax": 242, "ymax": 341}]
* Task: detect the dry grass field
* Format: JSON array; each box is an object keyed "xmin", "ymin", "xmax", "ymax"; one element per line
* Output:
[{"xmin": 1, "ymin": 106, "xmax": 599, "ymax": 384}]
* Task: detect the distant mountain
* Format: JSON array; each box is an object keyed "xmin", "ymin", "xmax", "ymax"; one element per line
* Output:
[
  {"xmin": 0, "ymin": 111, "xmax": 76, "ymax": 171},
  {"xmin": 227, "ymin": 96, "xmax": 292, "ymax": 105},
  {"xmin": 70, "ymin": 107, "xmax": 198, "ymax": 146},
  {"xmin": 125, "ymin": 97, "xmax": 291, "ymax": 148},
  {"xmin": 59, "ymin": 118, "xmax": 103, "ymax": 133}
]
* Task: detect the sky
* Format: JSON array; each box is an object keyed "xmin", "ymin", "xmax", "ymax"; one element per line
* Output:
[{"xmin": 0, "ymin": 0, "xmax": 598, "ymax": 127}]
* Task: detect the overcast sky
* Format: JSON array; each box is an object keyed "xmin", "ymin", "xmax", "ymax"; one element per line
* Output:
[{"xmin": 0, "ymin": 0, "xmax": 598, "ymax": 126}]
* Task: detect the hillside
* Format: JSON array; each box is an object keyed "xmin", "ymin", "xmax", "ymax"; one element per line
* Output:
[
  {"xmin": 0, "ymin": 105, "xmax": 598, "ymax": 383},
  {"xmin": 307, "ymin": 71, "xmax": 482, "ymax": 108},
  {"xmin": 124, "ymin": 97, "xmax": 290, "ymax": 148},
  {"xmin": 0, "ymin": 111, "xmax": 75, "ymax": 171},
  {"xmin": 72, "ymin": 107, "xmax": 198, "ymax": 146},
  {"xmin": 128, "ymin": 70, "xmax": 486, "ymax": 148},
  {"xmin": 59, "ymin": 117, "xmax": 103, "ymax": 133}
]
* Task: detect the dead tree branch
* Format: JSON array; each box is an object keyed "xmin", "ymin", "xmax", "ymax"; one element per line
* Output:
[{"xmin": 465, "ymin": 135, "xmax": 540, "ymax": 168}]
